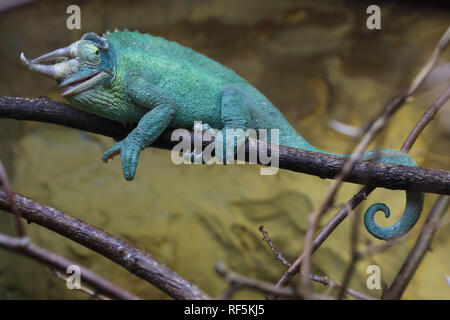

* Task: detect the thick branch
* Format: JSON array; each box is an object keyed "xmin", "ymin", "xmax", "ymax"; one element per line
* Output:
[
  {"xmin": 0, "ymin": 190, "xmax": 209, "ymax": 300},
  {"xmin": 0, "ymin": 96, "xmax": 448, "ymax": 195}
]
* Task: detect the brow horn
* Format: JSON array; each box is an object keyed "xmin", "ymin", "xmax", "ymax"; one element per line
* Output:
[
  {"xmin": 31, "ymin": 46, "xmax": 74, "ymax": 64},
  {"xmin": 20, "ymin": 52, "xmax": 57, "ymax": 79}
]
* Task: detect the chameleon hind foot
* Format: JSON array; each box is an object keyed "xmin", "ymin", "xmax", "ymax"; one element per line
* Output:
[
  {"xmin": 192, "ymin": 122, "xmax": 219, "ymax": 136},
  {"xmin": 186, "ymin": 121, "xmax": 247, "ymax": 164},
  {"xmin": 182, "ymin": 122, "xmax": 218, "ymax": 164},
  {"xmin": 213, "ymin": 129, "xmax": 247, "ymax": 165}
]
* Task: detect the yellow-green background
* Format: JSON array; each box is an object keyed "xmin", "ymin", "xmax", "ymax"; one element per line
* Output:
[{"xmin": 0, "ymin": 0, "xmax": 449, "ymax": 299}]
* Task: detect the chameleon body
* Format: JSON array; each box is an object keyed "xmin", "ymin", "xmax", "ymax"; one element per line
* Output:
[{"xmin": 20, "ymin": 31, "xmax": 423, "ymax": 240}]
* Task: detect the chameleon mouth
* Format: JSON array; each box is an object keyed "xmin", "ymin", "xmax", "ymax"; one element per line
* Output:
[{"xmin": 60, "ymin": 71, "xmax": 106, "ymax": 97}]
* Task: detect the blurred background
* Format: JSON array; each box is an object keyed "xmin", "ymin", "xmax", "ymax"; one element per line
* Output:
[{"xmin": 0, "ymin": 0, "xmax": 449, "ymax": 299}]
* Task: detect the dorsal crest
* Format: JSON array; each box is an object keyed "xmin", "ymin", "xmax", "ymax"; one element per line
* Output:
[{"xmin": 82, "ymin": 32, "xmax": 109, "ymax": 50}]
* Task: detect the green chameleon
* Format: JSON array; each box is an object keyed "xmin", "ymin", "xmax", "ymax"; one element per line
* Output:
[{"xmin": 20, "ymin": 30, "xmax": 423, "ymax": 240}]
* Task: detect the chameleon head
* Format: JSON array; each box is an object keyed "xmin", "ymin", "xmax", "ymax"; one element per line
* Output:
[{"xmin": 20, "ymin": 32, "xmax": 116, "ymax": 98}]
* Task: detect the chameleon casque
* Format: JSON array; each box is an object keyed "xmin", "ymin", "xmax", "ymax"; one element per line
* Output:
[{"xmin": 20, "ymin": 30, "xmax": 423, "ymax": 240}]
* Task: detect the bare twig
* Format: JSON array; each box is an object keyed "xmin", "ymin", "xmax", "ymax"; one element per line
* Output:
[
  {"xmin": 215, "ymin": 262, "xmax": 302, "ymax": 299},
  {"xmin": 401, "ymin": 86, "xmax": 450, "ymax": 153},
  {"xmin": 214, "ymin": 262, "xmax": 333, "ymax": 300},
  {"xmin": 383, "ymin": 195, "xmax": 449, "ymax": 299},
  {"xmin": 0, "ymin": 190, "xmax": 210, "ymax": 300},
  {"xmin": 408, "ymin": 27, "xmax": 450, "ymax": 95},
  {"xmin": 357, "ymin": 237, "xmax": 401, "ymax": 259},
  {"xmin": 309, "ymin": 273, "xmax": 376, "ymax": 300},
  {"xmin": 0, "ymin": 96, "xmax": 448, "ymax": 195},
  {"xmin": 259, "ymin": 225, "xmax": 291, "ymax": 267}
]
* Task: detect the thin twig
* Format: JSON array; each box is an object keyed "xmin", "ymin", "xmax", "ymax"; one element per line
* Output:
[
  {"xmin": 214, "ymin": 262, "xmax": 302, "ymax": 299},
  {"xmin": 407, "ymin": 27, "xmax": 450, "ymax": 95},
  {"xmin": 259, "ymin": 225, "xmax": 291, "ymax": 267},
  {"xmin": 357, "ymin": 237, "xmax": 401, "ymax": 259},
  {"xmin": 214, "ymin": 262, "xmax": 334, "ymax": 300},
  {"xmin": 309, "ymin": 273, "xmax": 376, "ymax": 300},
  {"xmin": 401, "ymin": 86, "xmax": 450, "ymax": 153}
]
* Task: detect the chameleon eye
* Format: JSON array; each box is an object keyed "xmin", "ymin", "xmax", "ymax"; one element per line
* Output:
[{"xmin": 79, "ymin": 42, "xmax": 101, "ymax": 65}]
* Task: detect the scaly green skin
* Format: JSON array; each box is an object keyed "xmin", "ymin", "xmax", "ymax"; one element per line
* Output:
[{"xmin": 20, "ymin": 30, "xmax": 424, "ymax": 240}]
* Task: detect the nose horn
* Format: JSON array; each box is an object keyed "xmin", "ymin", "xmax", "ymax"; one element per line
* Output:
[
  {"xmin": 20, "ymin": 52, "xmax": 57, "ymax": 79},
  {"xmin": 31, "ymin": 46, "xmax": 73, "ymax": 64}
]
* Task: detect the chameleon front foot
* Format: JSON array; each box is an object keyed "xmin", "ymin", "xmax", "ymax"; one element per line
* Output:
[{"xmin": 102, "ymin": 138, "xmax": 143, "ymax": 181}]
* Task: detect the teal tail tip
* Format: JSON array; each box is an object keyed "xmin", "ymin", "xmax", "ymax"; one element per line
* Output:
[{"xmin": 363, "ymin": 191, "xmax": 424, "ymax": 241}]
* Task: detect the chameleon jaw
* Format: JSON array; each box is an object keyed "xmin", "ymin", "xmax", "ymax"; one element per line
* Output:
[{"xmin": 59, "ymin": 71, "xmax": 107, "ymax": 97}]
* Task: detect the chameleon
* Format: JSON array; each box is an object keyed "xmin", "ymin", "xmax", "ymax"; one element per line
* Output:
[{"xmin": 20, "ymin": 30, "xmax": 423, "ymax": 240}]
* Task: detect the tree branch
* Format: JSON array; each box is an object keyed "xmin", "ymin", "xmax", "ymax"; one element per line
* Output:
[
  {"xmin": 0, "ymin": 96, "xmax": 448, "ymax": 195},
  {"xmin": 0, "ymin": 190, "xmax": 210, "ymax": 300}
]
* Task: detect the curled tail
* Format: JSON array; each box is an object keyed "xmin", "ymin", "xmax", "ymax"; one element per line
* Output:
[
  {"xmin": 358, "ymin": 149, "xmax": 424, "ymax": 240},
  {"xmin": 281, "ymin": 127, "xmax": 424, "ymax": 240},
  {"xmin": 364, "ymin": 190, "xmax": 424, "ymax": 240}
]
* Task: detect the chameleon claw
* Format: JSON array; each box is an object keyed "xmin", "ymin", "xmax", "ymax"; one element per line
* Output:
[
  {"xmin": 102, "ymin": 150, "xmax": 120, "ymax": 163},
  {"xmin": 123, "ymin": 165, "xmax": 136, "ymax": 181},
  {"xmin": 102, "ymin": 143, "xmax": 122, "ymax": 162}
]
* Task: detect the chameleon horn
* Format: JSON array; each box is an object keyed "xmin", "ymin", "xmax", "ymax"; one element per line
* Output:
[
  {"xmin": 31, "ymin": 46, "xmax": 74, "ymax": 64},
  {"xmin": 20, "ymin": 52, "xmax": 57, "ymax": 79}
]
